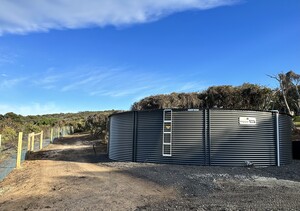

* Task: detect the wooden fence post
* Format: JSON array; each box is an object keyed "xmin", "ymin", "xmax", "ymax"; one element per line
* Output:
[
  {"xmin": 39, "ymin": 131, "xmax": 43, "ymax": 150},
  {"xmin": 31, "ymin": 132, "xmax": 35, "ymax": 151},
  {"xmin": 27, "ymin": 133, "xmax": 31, "ymax": 151},
  {"xmin": 16, "ymin": 132, "xmax": 23, "ymax": 169},
  {"xmin": 50, "ymin": 128, "xmax": 53, "ymax": 143}
]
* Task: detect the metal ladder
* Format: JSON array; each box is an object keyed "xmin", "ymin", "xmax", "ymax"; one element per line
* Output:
[{"xmin": 163, "ymin": 109, "xmax": 172, "ymax": 156}]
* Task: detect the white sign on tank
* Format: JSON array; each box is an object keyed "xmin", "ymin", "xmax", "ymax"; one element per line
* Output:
[{"xmin": 239, "ymin": 117, "xmax": 257, "ymax": 125}]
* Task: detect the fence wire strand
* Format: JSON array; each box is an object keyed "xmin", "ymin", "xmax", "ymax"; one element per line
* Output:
[{"xmin": 0, "ymin": 126, "xmax": 73, "ymax": 181}]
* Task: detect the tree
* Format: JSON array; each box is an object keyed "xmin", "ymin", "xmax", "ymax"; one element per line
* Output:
[
  {"xmin": 132, "ymin": 83, "xmax": 274, "ymax": 111},
  {"xmin": 287, "ymin": 71, "xmax": 300, "ymax": 114},
  {"xmin": 268, "ymin": 71, "xmax": 300, "ymax": 116},
  {"xmin": 85, "ymin": 113, "xmax": 109, "ymax": 142},
  {"xmin": 237, "ymin": 83, "xmax": 274, "ymax": 110}
]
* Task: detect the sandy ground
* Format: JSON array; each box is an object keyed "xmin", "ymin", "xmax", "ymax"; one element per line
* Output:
[
  {"xmin": 0, "ymin": 134, "xmax": 174, "ymax": 211},
  {"xmin": 0, "ymin": 134, "xmax": 300, "ymax": 210}
]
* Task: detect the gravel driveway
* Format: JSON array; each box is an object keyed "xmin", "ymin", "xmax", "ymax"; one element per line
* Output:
[
  {"xmin": 103, "ymin": 160, "xmax": 300, "ymax": 210},
  {"xmin": 1, "ymin": 134, "xmax": 299, "ymax": 210}
]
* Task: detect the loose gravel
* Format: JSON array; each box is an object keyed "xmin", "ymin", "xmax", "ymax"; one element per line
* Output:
[
  {"xmin": 102, "ymin": 160, "xmax": 300, "ymax": 210},
  {"xmin": 1, "ymin": 134, "xmax": 299, "ymax": 211}
]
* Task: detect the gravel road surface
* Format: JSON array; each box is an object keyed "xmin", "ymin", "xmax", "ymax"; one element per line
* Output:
[{"xmin": 0, "ymin": 134, "xmax": 299, "ymax": 210}]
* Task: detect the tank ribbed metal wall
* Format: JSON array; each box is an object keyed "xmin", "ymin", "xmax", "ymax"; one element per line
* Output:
[
  {"xmin": 135, "ymin": 110, "xmax": 206, "ymax": 165},
  {"xmin": 171, "ymin": 111, "xmax": 206, "ymax": 165},
  {"xmin": 109, "ymin": 112, "xmax": 134, "ymax": 161},
  {"xmin": 279, "ymin": 114, "xmax": 292, "ymax": 165},
  {"xmin": 210, "ymin": 110, "xmax": 276, "ymax": 167},
  {"xmin": 108, "ymin": 109, "xmax": 292, "ymax": 166},
  {"xmin": 136, "ymin": 110, "xmax": 163, "ymax": 163}
]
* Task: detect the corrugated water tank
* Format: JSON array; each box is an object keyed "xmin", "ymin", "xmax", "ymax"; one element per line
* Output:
[{"xmin": 108, "ymin": 109, "xmax": 292, "ymax": 167}]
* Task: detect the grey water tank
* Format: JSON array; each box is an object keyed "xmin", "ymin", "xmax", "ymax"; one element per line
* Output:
[{"xmin": 108, "ymin": 109, "xmax": 292, "ymax": 167}]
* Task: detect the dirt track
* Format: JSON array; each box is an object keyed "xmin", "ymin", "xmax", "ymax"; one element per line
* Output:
[
  {"xmin": 0, "ymin": 134, "xmax": 300, "ymax": 210},
  {"xmin": 0, "ymin": 134, "xmax": 174, "ymax": 211}
]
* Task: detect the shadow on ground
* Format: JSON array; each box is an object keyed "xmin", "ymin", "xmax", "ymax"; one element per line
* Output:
[
  {"xmin": 53, "ymin": 134, "xmax": 99, "ymax": 146},
  {"xmin": 27, "ymin": 134, "xmax": 300, "ymax": 183},
  {"xmin": 26, "ymin": 134, "xmax": 111, "ymax": 163},
  {"xmin": 2, "ymin": 134, "xmax": 300, "ymax": 210},
  {"xmin": 2, "ymin": 161, "xmax": 300, "ymax": 211},
  {"xmin": 26, "ymin": 146, "xmax": 111, "ymax": 163}
]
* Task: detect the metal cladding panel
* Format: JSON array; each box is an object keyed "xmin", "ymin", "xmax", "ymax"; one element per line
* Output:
[
  {"xmin": 171, "ymin": 111, "xmax": 205, "ymax": 165},
  {"xmin": 136, "ymin": 111, "xmax": 164, "ymax": 163},
  {"xmin": 109, "ymin": 112, "xmax": 134, "ymax": 161},
  {"xmin": 109, "ymin": 109, "xmax": 292, "ymax": 167},
  {"xmin": 210, "ymin": 110, "xmax": 276, "ymax": 167},
  {"xmin": 279, "ymin": 114, "xmax": 292, "ymax": 165}
]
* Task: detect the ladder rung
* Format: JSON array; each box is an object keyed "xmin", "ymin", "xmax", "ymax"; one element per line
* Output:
[{"xmin": 163, "ymin": 154, "xmax": 172, "ymax": 157}]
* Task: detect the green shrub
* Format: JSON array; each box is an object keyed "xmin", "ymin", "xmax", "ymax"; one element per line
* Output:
[
  {"xmin": 85, "ymin": 113, "xmax": 109, "ymax": 142},
  {"xmin": 293, "ymin": 116, "xmax": 300, "ymax": 122},
  {"xmin": 24, "ymin": 124, "xmax": 41, "ymax": 134},
  {"xmin": 1, "ymin": 126, "xmax": 18, "ymax": 145},
  {"xmin": 294, "ymin": 122, "xmax": 300, "ymax": 126}
]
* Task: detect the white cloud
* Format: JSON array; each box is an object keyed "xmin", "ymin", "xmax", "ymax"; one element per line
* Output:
[
  {"xmin": 77, "ymin": 68, "xmax": 170, "ymax": 97},
  {"xmin": 0, "ymin": 55, "xmax": 12, "ymax": 64},
  {"xmin": 32, "ymin": 74, "xmax": 62, "ymax": 90},
  {"xmin": 39, "ymin": 75, "xmax": 61, "ymax": 85},
  {"xmin": 0, "ymin": 102, "xmax": 73, "ymax": 116},
  {"xmin": 0, "ymin": 67, "xmax": 210, "ymax": 115},
  {"xmin": 61, "ymin": 70, "xmax": 114, "ymax": 92},
  {"xmin": 30, "ymin": 65, "xmax": 208, "ymax": 99},
  {"xmin": 177, "ymin": 82, "xmax": 198, "ymax": 92},
  {"xmin": 0, "ymin": 52, "xmax": 17, "ymax": 64},
  {"xmin": 0, "ymin": 0, "xmax": 239, "ymax": 35},
  {"xmin": 91, "ymin": 86, "xmax": 151, "ymax": 97},
  {"xmin": 0, "ymin": 77, "xmax": 27, "ymax": 89}
]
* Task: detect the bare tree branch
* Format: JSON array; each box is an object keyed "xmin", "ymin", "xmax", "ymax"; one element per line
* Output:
[{"xmin": 268, "ymin": 72, "xmax": 292, "ymax": 115}]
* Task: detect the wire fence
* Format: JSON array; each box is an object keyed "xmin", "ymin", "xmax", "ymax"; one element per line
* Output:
[{"xmin": 0, "ymin": 126, "xmax": 74, "ymax": 181}]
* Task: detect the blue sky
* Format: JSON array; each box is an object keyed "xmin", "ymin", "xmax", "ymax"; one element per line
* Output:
[{"xmin": 0, "ymin": 0, "xmax": 299, "ymax": 115}]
